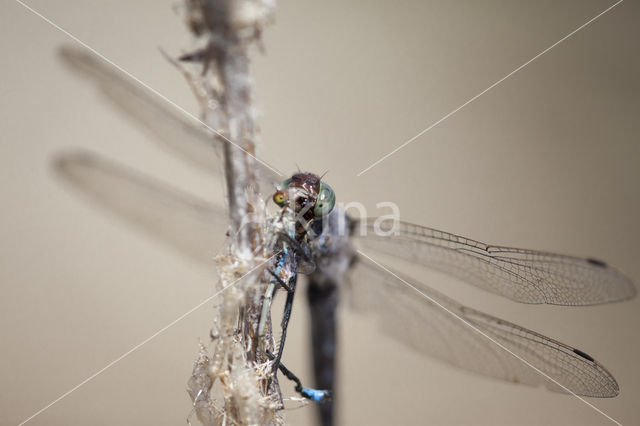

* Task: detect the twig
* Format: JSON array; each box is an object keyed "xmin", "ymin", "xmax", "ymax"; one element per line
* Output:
[{"xmin": 177, "ymin": 1, "xmax": 281, "ymax": 424}]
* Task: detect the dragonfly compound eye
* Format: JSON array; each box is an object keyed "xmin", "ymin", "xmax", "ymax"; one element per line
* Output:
[
  {"xmin": 273, "ymin": 190, "xmax": 288, "ymax": 207},
  {"xmin": 314, "ymin": 182, "xmax": 335, "ymax": 217},
  {"xmin": 280, "ymin": 178, "xmax": 292, "ymax": 188}
]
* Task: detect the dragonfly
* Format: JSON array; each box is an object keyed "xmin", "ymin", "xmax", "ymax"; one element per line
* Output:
[{"xmin": 57, "ymin": 47, "xmax": 636, "ymax": 426}]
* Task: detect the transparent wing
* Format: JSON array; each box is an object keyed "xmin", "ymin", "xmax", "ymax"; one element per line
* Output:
[
  {"xmin": 55, "ymin": 150, "xmax": 227, "ymax": 266},
  {"xmin": 58, "ymin": 46, "xmax": 283, "ymax": 195},
  {"xmin": 351, "ymin": 220, "xmax": 636, "ymax": 305},
  {"xmin": 54, "ymin": 154, "xmax": 622, "ymax": 397},
  {"xmin": 347, "ymin": 256, "xmax": 620, "ymax": 397}
]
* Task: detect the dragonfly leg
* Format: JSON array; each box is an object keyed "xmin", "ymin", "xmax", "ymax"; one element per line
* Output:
[
  {"xmin": 267, "ymin": 267, "xmax": 293, "ymax": 293},
  {"xmin": 258, "ymin": 264, "xmax": 295, "ymax": 356},
  {"xmin": 259, "ymin": 249, "xmax": 330, "ymax": 403},
  {"xmin": 265, "ymin": 351, "xmax": 332, "ymax": 402},
  {"xmin": 271, "ymin": 281, "xmax": 296, "ymax": 375},
  {"xmin": 277, "ymin": 232, "xmax": 313, "ymax": 263}
]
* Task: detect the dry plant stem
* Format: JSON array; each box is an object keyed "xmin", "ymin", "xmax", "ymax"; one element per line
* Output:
[{"xmin": 181, "ymin": 0, "xmax": 281, "ymax": 425}]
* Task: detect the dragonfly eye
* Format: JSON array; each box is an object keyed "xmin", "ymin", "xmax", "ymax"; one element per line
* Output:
[
  {"xmin": 280, "ymin": 178, "xmax": 292, "ymax": 188},
  {"xmin": 314, "ymin": 182, "xmax": 335, "ymax": 217},
  {"xmin": 273, "ymin": 190, "xmax": 288, "ymax": 207}
]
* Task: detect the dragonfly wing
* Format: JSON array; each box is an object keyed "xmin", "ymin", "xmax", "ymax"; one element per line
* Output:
[
  {"xmin": 58, "ymin": 46, "xmax": 283, "ymax": 195},
  {"xmin": 351, "ymin": 220, "xmax": 636, "ymax": 305},
  {"xmin": 55, "ymin": 150, "xmax": 227, "ymax": 266},
  {"xmin": 346, "ymin": 256, "xmax": 619, "ymax": 397}
]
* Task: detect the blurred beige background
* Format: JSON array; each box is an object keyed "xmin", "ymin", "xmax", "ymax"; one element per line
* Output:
[{"xmin": 1, "ymin": 0, "xmax": 639, "ymax": 425}]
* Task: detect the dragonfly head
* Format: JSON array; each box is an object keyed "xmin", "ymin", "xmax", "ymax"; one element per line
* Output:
[{"xmin": 273, "ymin": 172, "xmax": 335, "ymax": 222}]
